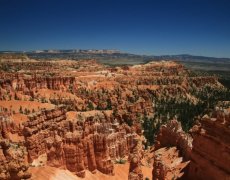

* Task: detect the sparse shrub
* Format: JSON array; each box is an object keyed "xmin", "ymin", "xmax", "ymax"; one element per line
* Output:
[
  {"xmin": 19, "ymin": 106, "xmax": 23, "ymax": 114},
  {"xmin": 87, "ymin": 101, "xmax": 94, "ymax": 110},
  {"xmin": 115, "ymin": 159, "xmax": 126, "ymax": 164}
]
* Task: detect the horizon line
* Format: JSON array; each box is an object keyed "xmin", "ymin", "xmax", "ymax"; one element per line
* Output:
[{"xmin": 0, "ymin": 49, "xmax": 230, "ymax": 59}]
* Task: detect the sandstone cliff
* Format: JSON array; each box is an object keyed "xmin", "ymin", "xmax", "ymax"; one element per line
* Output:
[
  {"xmin": 155, "ymin": 119, "xmax": 192, "ymax": 160},
  {"xmin": 188, "ymin": 108, "xmax": 230, "ymax": 180},
  {"xmin": 128, "ymin": 137, "xmax": 144, "ymax": 180},
  {"xmin": 0, "ymin": 116, "xmax": 31, "ymax": 180},
  {"xmin": 153, "ymin": 120, "xmax": 191, "ymax": 180},
  {"xmin": 22, "ymin": 106, "xmax": 137, "ymax": 177}
]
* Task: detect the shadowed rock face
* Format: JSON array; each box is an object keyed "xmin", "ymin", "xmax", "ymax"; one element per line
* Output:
[
  {"xmin": 188, "ymin": 108, "xmax": 230, "ymax": 180},
  {"xmin": 152, "ymin": 108, "xmax": 230, "ymax": 180},
  {"xmin": 152, "ymin": 120, "xmax": 191, "ymax": 180},
  {"xmin": 155, "ymin": 119, "xmax": 193, "ymax": 160}
]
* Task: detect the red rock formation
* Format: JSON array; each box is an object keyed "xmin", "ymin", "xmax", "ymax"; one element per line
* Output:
[
  {"xmin": 152, "ymin": 108, "xmax": 230, "ymax": 180},
  {"xmin": 21, "ymin": 105, "xmax": 137, "ymax": 177},
  {"xmin": 128, "ymin": 137, "xmax": 143, "ymax": 180},
  {"xmin": 188, "ymin": 108, "xmax": 230, "ymax": 180},
  {"xmin": 94, "ymin": 134, "xmax": 114, "ymax": 175},
  {"xmin": 0, "ymin": 116, "xmax": 31, "ymax": 179},
  {"xmin": 153, "ymin": 147, "xmax": 189, "ymax": 180},
  {"xmin": 155, "ymin": 119, "xmax": 192, "ymax": 160},
  {"xmin": 0, "ymin": 59, "xmax": 228, "ymax": 179},
  {"xmin": 152, "ymin": 119, "xmax": 192, "ymax": 180},
  {"xmin": 63, "ymin": 133, "xmax": 86, "ymax": 177}
]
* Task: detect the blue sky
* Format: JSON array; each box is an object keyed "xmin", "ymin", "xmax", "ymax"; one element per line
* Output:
[{"xmin": 0, "ymin": 0, "xmax": 230, "ymax": 57}]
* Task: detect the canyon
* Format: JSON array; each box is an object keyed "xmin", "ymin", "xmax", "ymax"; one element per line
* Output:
[{"xmin": 0, "ymin": 57, "xmax": 229, "ymax": 179}]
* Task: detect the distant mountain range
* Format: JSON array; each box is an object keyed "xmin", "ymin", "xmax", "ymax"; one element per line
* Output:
[
  {"xmin": 0, "ymin": 49, "xmax": 230, "ymax": 62},
  {"xmin": 0, "ymin": 49, "xmax": 121, "ymax": 54}
]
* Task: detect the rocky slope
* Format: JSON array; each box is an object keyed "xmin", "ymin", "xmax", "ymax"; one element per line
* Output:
[
  {"xmin": 0, "ymin": 59, "xmax": 229, "ymax": 179},
  {"xmin": 152, "ymin": 107, "xmax": 230, "ymax": 180}
]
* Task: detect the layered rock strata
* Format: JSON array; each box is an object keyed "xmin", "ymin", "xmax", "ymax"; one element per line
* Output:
[
  {"xmin": 153, "ymin": 147, "xmax": 189, "ymax": 180},
  {"xmin": 22, "ymin": 106, "xmax": 136, "ymax": 177},
  {"xmin": 0, "ymin": 115, "xmax": 31, "ymax": 180},
  {"xmin": 188, "ymin": 108, "xmax": 230, "ymax": 180},
  {"xmin": 128, "ymin": 137, "xmax": 144, "ymax": 180},
  {"xmin": 153, "ymin": 120, "xmax": 191, "ymax": 180},
  {"xmin": 155, "ymin": 119, "xmax": 192, "ymax": 160}
]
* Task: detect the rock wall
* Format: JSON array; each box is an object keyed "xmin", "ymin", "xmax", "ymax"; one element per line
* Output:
[
  {"xmin": 23, "ymin": 76, "xmax": 75, "ymax": 91},
  {"xmin": 128, "ymin": 137, "xmax": 143, "ymax": 180},
  {"xmin": 153, "ymin": 147, "xmax": 189, "ymax": 180},
  {"xmin": 0, "ymin": 116, "xmax": 31, "ymax": 180},
  {"xmin": 155, "ymin": 119, "xmax": 192, "ymax": 160},
  {"xmin": 22, "ymin": 106, "xmax": 136, "ymax": 177},
  {"xmin": 153, "ymin": 120, "xmax": 192, "ymax": 180},
  {"xmin": 188, "ymin": 108, "xmax": 230, "ymax": 180},
  {"xmin": 152, "ymin": 108, "xmax": 230, "ymax": 180}
]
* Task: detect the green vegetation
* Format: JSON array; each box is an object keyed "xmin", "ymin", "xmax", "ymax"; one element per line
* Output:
[
  {"xmin": 142, "ymin": 84, "xmax": 230, "ymax": 146},
  {"xmin": 0, "ymin": 64, "xmax": 11, "ymax": 72},
  {"xmin": 106, "ymin": 99, "xmax": 112, "ymax": 110},
  {"xmin": 142, "ymin": 116, "xmax": 161, "ymax": 147},
  {"xmin": 41, "ymin": 97, "xmax": 48, "ymax": 103},
  {"xmin": 87, "ymin": 101, "xmax": 94, "ymax": 110},
  {"xmin": 0, "ymin": 53, "xmax": 28, "ymax": 60},
  {"xmin": 19, "ymin": 106, "xmax": 23, "ymax": 114},
  {"xmin": 153, "ymin": 98, "xmax": 205, "ymax": 132},
  {"xmin": 115, "ymin": 158, "xmax": 126, "ymax": 164},
  {"xmin": 219, "ymin": 79, "xmax": 230, "ymax": 89}
]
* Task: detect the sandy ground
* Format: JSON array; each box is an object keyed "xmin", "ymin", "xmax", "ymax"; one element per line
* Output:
[
  {"xmin": 10, "ymin": 113, "xmax": 28, "ymax": 125},
  {"xmin": 29, "ymin": 163, "xmax": 152, "ymax": 180},
  {"xmin": 36, "ymin": 89, "xmax": 83, "ymax": 101},
  {"xmin": 0, "ymin": 100, "xmax": 55, "ymax": 113}
]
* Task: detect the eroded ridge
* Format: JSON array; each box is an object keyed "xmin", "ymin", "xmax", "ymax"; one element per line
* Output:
[{"xmin": 0, "ymin": 58, "xmax": 229, "ymax": 179}]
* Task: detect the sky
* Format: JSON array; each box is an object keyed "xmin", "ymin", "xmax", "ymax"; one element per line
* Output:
[{"xmin": 0, "ymin": 0, "xmax": 230, "ymax": 57}]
